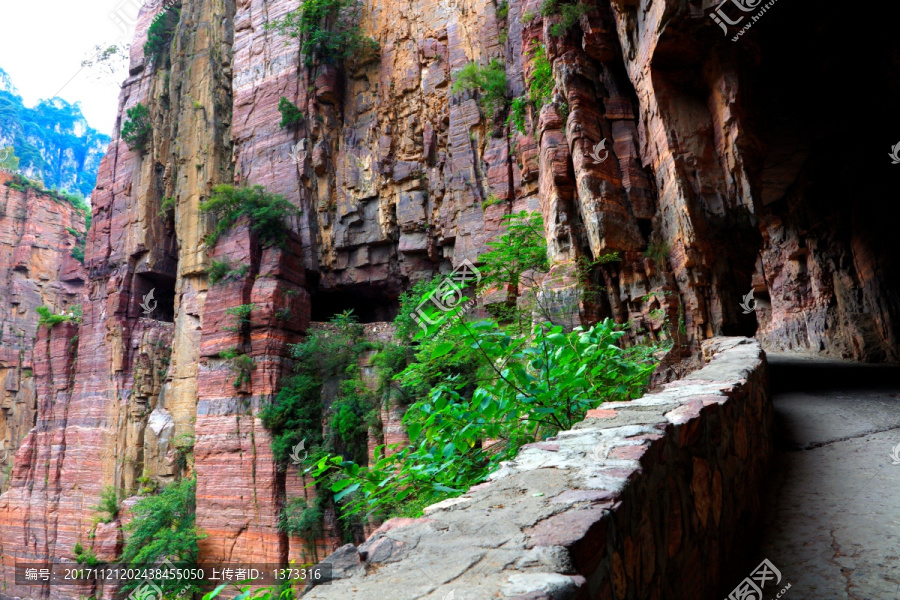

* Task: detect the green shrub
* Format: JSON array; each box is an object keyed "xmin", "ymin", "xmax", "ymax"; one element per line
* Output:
[
  {"xmin": 550, "ymin": 2, "xmax": 590, "ymax": 36},
  {"xmin": 144, "ymin": 5, "xmax": 181, "ymax": 68},
  {"xmin": 93, "ymin": 486, "xmax": 120, "ymax": 523},
  {"xmin": 121, "ymin": 103, "xmax": 152, "ymax": 152},
  {"xmin": 477, "ymin": 210, "xmax": 548, "ymax": 329},
  {"xmin": 312, "ymin": 318, "xmax": 660, "ymax": 520},
  {"xmin": 72, "ymin": 543, "xmax": 99, "ymax": 566},
  {"xmin": 199, "ymin": 184, "xmax": 299, "ymax": 248},
  {"xmin": 207, "ymin": 260, "xmax": 249, "ymax": 285},
  {"xmin": 268, "ymin": 0, "xmax": 379, "ymax": 67},
  {"xmin": 644, "ymin": 238, "xmax": 670, "ymax": 263},
  {"xmin": 260, "ymin": 310, "xmax": 374, "ymax": 467},
  {"xmin": 496, "ymin": 0, "xmax": 509, "ymax": 19},
  {"xmin": 508, "ymin": 96, "xmax": 528, "ymax": 134},
  {"xmin": 223, "ymin": 304, "xmax": 255, "ymax": 333},
  {"xmin": 120, "ymin": 478, "xmax": 205, "ymax": 597},
  {"xmin": 221, "ymin": 349, "xmax": 257, "ymax": 388},
  {"xmin": 529, "ymin": 45, "xmax": 554, "ymax": 110},
  {"xmin": 279, "ymin": 496, "xmax": 325, "ymax": 539},
  {"xmin": 451, "ymin": 60, "xmax": 509, "ymax": 121},
  {"xmin": 540, "ymin": 0, "xmax": 590, "ymax": 36},
  {"xmin": 507, "ymin": 46, "xmax": 554, "ymax": 134},
  {"xmin": 159, "ymin": 196, "xmax": 176, "ymax": 218},
  {"xmin": 278, "ymin": 97, "xmax": 304, "ymax": 128},
  {"xmin": 36, "ymin": 305, "xmax": 82, "ymax": 328}
]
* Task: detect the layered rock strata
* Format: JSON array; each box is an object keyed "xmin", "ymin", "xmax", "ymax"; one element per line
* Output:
[{"xmin": 0, "ymin": 172, "xmax": 86, "ymax": 494}]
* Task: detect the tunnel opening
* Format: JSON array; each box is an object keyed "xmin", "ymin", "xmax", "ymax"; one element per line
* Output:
[
  {"xmin": 133, "ymin": 272, "xmax": 176, "ymax": 323},
  {"xmin": 745, "ymin": 1, "xmax": 900, "ymax": 362},
  {"xmin": 310, "ymin": 286, "xmax": 400, "ymax": 324}
]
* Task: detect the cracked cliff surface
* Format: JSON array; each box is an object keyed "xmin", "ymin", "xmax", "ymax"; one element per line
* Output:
[
  {"xmin": 0, "ymin": 172, "xmax": 86, "ymax": 495},
  {"xmin": 1, "ymin": 0, "xmax": 898, "ymax": 595}
]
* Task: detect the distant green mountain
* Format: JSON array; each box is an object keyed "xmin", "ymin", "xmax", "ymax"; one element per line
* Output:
[{"xmin": 0, "ymin": 67, "xmax": 110, "ymax": 199}]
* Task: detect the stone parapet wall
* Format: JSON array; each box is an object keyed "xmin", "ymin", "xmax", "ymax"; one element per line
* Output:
[{"xmin": 305, "ymin": 337, "xmax": 771, "ymax": 600}]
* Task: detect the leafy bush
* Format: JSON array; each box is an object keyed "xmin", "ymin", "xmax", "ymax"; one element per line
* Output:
[
  {"xmin": 540, "ymin": 0, "xmax": 590, "ymax": 36},
  {"xmin": 120, "ymin": 478, "xmax": 205, "ymax": 597},
  {"xmin": 451, "ymin": 60, "xmax": 509, "ymax": 121},
  {"xmin": 278, "ymin": 97, "xmax": 304, "ymax": 128},
  {"xmin": 72, "ymin": 543, "xmax": 99, "ymax": 566},
  {"xmin": 223, "ymin": 304, "xmax": 256, "ymax": 333},
  {"xmin": 260, "ymin": 311, "xmax": 374, "ymax": 467},
  {"xmin": 207, "ymin": 260, "xmax": 249, "ymax": 285},
  {"xmin": 159, "ymin": 196, "xmax": 176, "ymax": 218},
  {"xmin": 279, "ymin": 496, "xmax": 325, "ymax": 539},
  {"xmin": 508, "ymin": 46, "xmax": 553, "ymax": 134},
  {"xmin": 477, "ymin": 210, "xmax": 549, "ymax": 329},
  {"xmin": 121, "ymin": 103, "xmax": 152, "ymax": 152},
  {"xmin": 496, "ymin": 0, "xmax": 509, "ymax": 19},
  {"xmin": 199, "ymin": 184, "xmax": 299, "ymax": 248},
  {"xmin": 92, "ymin": 486, "xmax": 120, "ymax": 523},
  {"xmin": 36, "ymin": 305, "xmax": 82, "ymax": 328},
  {"xmin": 221, "ymin": 349, "xmax": 257, "ymax": 388},
  {"xmin": 144, "ymin": 4, "xmax": 181, "ymax": 67},
  {"xmin": 268, "ymin": 0, "xmax": 379, "ymax": 67},
  {"xmin": 312, "ymin": 318, "xmax": 659, "ymax": 519}
]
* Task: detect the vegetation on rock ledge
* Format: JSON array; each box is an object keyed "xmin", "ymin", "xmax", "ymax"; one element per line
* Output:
[
  {"xmin": 268, "ymin": 0, "xmax": 379, "ymax": 67},
  {"xmin": 199, "ymin": 184, "xmax": 299, "ymax": 247}
]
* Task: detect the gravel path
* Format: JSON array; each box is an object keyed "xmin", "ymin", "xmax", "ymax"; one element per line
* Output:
[{"xmin": 749, "ymin": 354, "xmax": 900, "ymax": 599}]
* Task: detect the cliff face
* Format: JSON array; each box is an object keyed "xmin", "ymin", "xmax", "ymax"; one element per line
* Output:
[
  {"xmin": 0, "ymin": 172, "xmax": 86, "ymax": 495},
  {"xmin": 1, "ymin": 0, "xmax": 898, "ymax": 594}
]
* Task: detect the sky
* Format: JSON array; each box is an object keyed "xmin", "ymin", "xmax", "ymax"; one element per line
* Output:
[{"xmin": 0, "ymin": 0, "xmax": 143, "ymax": 135}]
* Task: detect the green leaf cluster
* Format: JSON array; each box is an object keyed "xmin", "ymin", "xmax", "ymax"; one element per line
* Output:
[
  {"xmin": 278, "ymin": 97, "xmax": 304, "ymax": 128},
  {"xmin": 312, "ymin": 318, "xmax": 660, "ymax": 520},
  {"xmin": 121, "ymin": 103, "xmax": 152, "ymax": 152},
  {"xmin": 36, "ymin": 305, "xmax": 82, "ymax": 328},
  {"xmin": 144, "ymin": 4, "xmax": 181, "ymax": 68},
  {"xmin": 207, "ymin": 259, "xmax": 249, "ymax": 285},
  {"xmin": 200, "ymin": 184, "xmax": 299, "ymax": 248},
  {"xmin": 451, "ymin": 60, "xmax": 509, "ymax": 122},
  {"xmin": 508, "ymin": 45, "xmax": 553, "ymax": 134},
  {"xmin": 540, "ymin": 0, "xmax": 590, "ymax": 36},
  {"xmin": 268, "ymin": 0, "xmax": 379, "ymax": 67},
  {"xmin": 120, "ymin": 478, "xmax": 206, "ymax": 597}
]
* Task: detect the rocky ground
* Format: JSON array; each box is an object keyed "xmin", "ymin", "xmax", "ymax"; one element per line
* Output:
[{"xmin": 747, "ymin": 355, "xmax": 900, "ymax": 599}]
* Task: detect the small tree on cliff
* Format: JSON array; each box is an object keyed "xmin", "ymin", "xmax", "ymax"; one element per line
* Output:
[
  {"xmin": 199, "ymin": 184, "xmax": 299, "ymax": 248},
  {"xmin": 267, "ymin": 0, "xmax": 378, "ymax": 67},
  {"xmin": 120, "ymin": 477, "xmax": 205, "ymax": 596}
]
